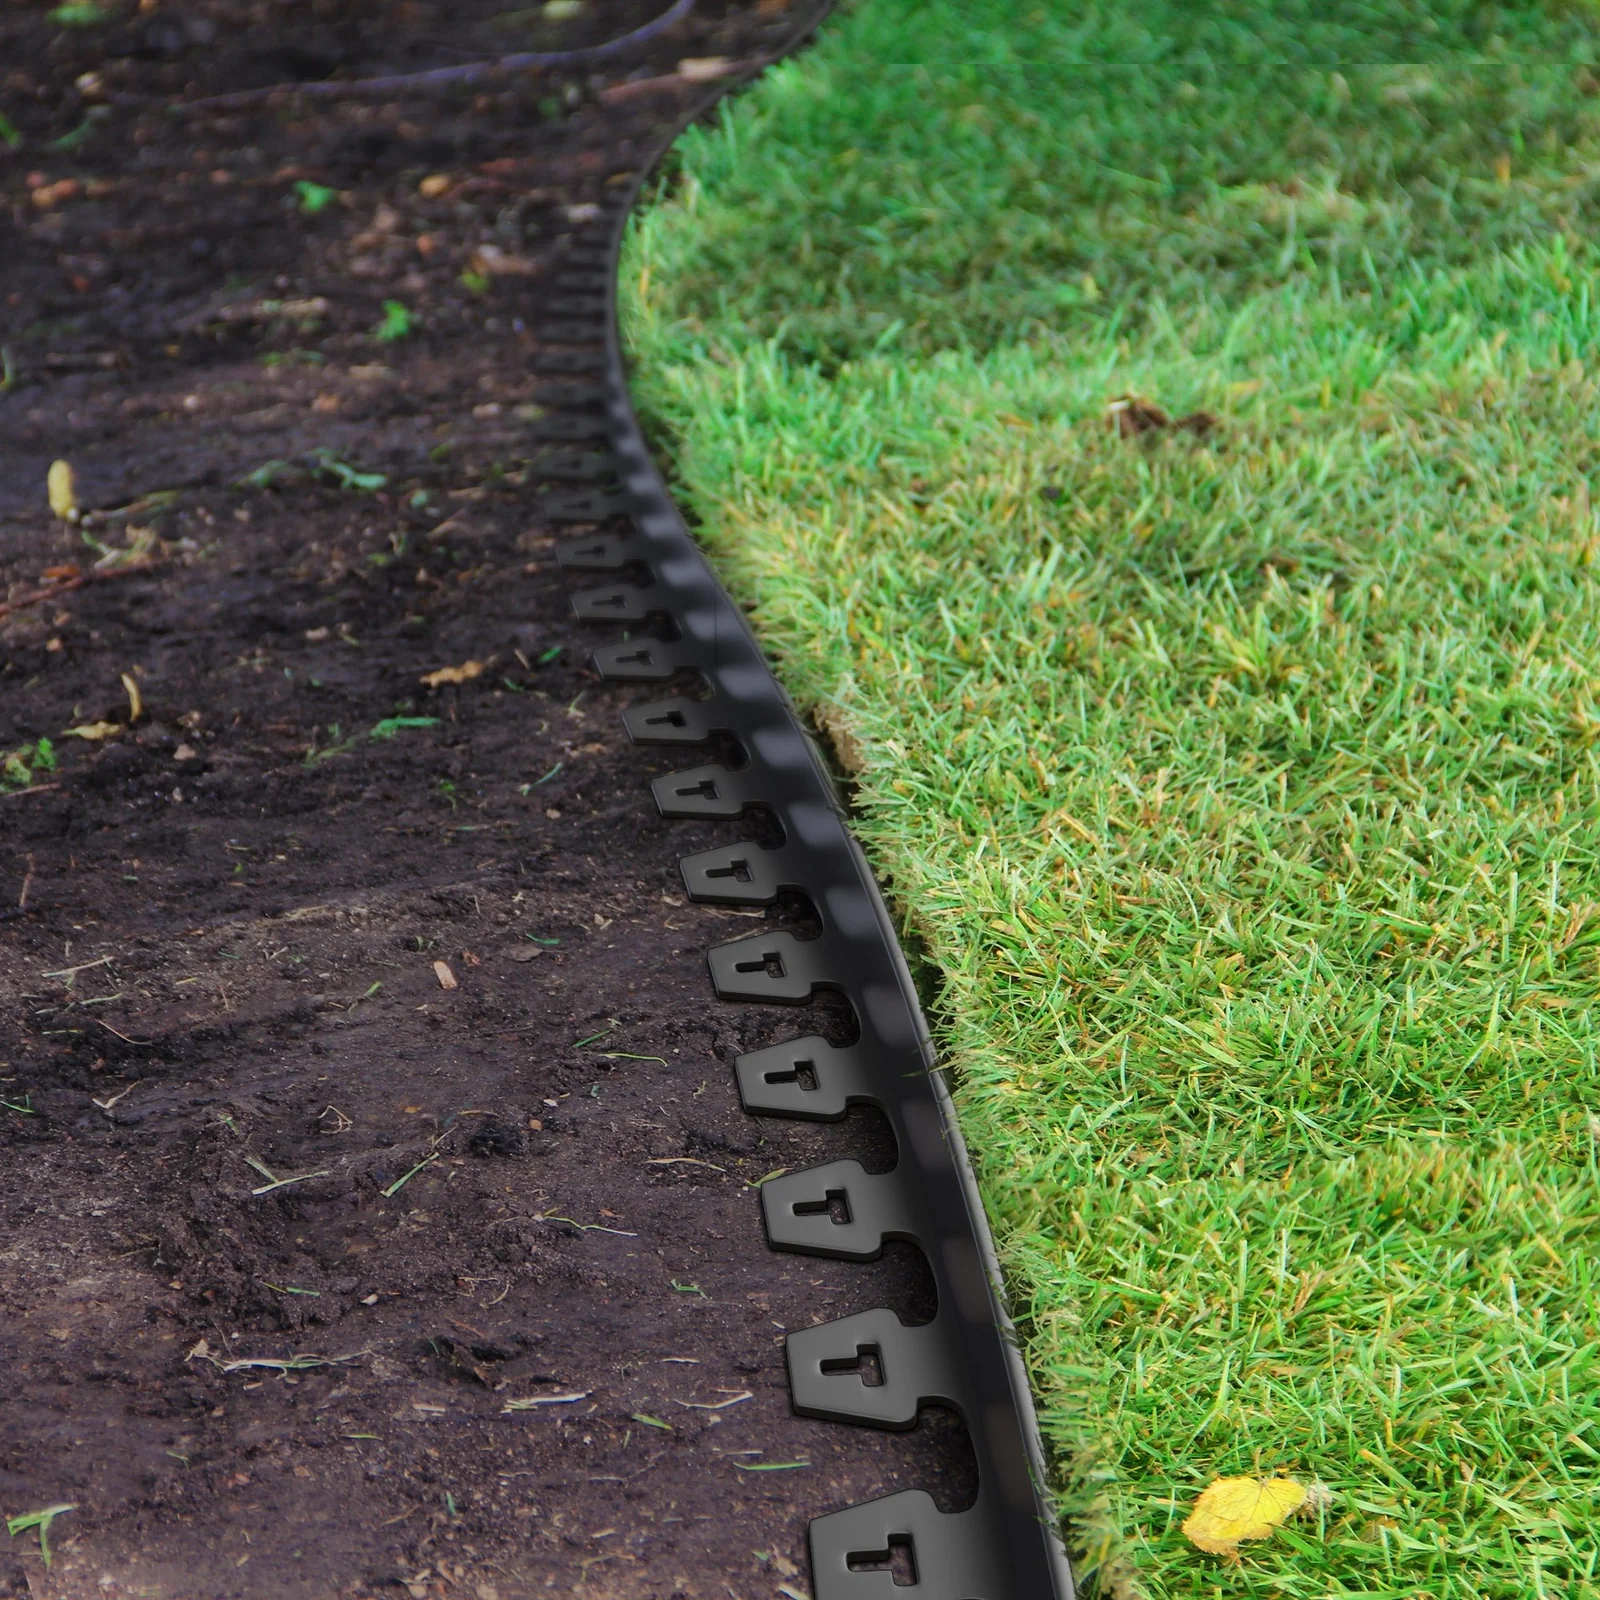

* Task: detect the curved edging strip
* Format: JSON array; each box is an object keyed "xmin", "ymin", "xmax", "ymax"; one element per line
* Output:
[{"xmin": 524, "ymin": 18, "xmax": 1077, "ymax": 1597}]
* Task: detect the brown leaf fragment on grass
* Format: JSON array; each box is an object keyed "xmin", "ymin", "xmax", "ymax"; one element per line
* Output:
[
  {"xmin": 1108, "ymin": 395, "xmax": 1170, "ymax": 435},
  {"xmin": 420, "ymin": 659, "xmax": 485, "ymax": 687},
  {"xmin": 1182, "ymin": 1475, "xmax": 1306, "ymax": 1559},
  {"xmin": 1107, "ymin": 395, "xmax": 1221, "ymax": 439},
  {"xmin": 812, "ymin": 703, "xmax": 866, "ymax": 776}
]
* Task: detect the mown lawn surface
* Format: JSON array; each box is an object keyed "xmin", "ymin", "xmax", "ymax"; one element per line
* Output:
[{"xmin": 622, "ymin": 3, "xmax": 1600, "ymax": 1594}]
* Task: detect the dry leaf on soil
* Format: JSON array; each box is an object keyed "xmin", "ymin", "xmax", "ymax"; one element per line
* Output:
[
  {"xmin": 1182, "ymin": 1476, "xmax": 1306, "ymax": 1557},
  {"xmin": 471, "ymin": 245, "xmax": 535, "ymax": 277},
  {"xmin": 63, "ymin": 721, "xmax": 121, "ymax": 741},
  {"xmin": 420, "ymin": 659, "xmax": 485, "ymax": 687}
]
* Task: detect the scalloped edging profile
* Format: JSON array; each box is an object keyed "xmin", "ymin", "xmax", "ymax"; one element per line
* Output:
[{"xmin": 529, "ymin": 22, "xmax": 1077, "ymax": 1598}]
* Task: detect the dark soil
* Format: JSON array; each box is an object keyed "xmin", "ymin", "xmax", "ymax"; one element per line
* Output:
[{"xmin": 0, "ymin": 4, "xmax": 978, "ymax": 1597}]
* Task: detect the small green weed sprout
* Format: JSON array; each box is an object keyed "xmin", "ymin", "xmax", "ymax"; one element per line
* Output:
[
  {"xmin": 369, "ymin": 717, "xmax": 439, "ymax": 740},
  {"xmin": 2, "ymin": 738, "xmax": 56, "ymax": 789},
  {"xmin": 293, "ymin": 180, "xmax": 337, "ymax": 215},
  {"xmin": 372, "ymin": 300, "xmax": 416, "ymax": 342},
  {"xmin": 7, "ymin": 1505, "xmax": 76, "ymax": 1567}
]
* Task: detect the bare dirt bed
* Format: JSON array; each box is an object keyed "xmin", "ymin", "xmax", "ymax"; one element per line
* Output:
[{"xmin": 0, "ymin": 4, "xmax": 977, "ymax": 1596}]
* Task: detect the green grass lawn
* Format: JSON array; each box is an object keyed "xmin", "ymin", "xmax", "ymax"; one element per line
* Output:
[{"xmin": 620, "ymin": 3, "xmax": 1600, "ymax": 1594}]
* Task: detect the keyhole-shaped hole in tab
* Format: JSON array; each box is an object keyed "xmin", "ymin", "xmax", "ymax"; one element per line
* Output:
[
  {"xmin": 648, "ymin": 708, "xmax": 688, "ymax": 730},
  {"xmin": 733, "ymin": 947, "xmax": 786, "ymax": 980},
  {"xmin": 846, "ymin": 1537, "xmax": 917, "ymax": 1587},
  {"xmin": 793, "ymin": 1187, "xmax": 852, "ymax": 1226},
  {"xmin": 617, "ymin": 647, "xmax": 654, "ymax": 666},
  {"xmin": 705, "ymin": 856, "xmax": 754, "ymax": 884},
  {"xmin": 596, "ymin": 591, "xmax": 629, "ymax": 609},
  {"xmin": 820, "ymin": 1343, "xmax": 883, "ymax": 1388},
  {"xmin": 764, "ymin": 1058, "xmax": 817, "ymax": 1092}
]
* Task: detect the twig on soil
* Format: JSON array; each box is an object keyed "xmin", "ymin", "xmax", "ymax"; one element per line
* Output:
[
  {"xmin": 244, "ymin": 1154, "xmax": 333, "ymax": 1195},
  {"xmin": 1, "ymin": 784, "xmax": 59, "ymax": 800},
  {"xmin": 93, "ymin": 1018, "xmax": 153, "ymax": 1045},
  {"xmin": 534, "ymin": 1211, "xmax": 637, "ymax": 1237},
  {"xmin": 595, "ymin": 57, "xmax": 770, "ymax": 104},
  {"xmin": 645, "ymin": 1157, "xmax": 725, "ymax": 1172},
  {"xmin": 0, "ymin": 559, "xmax": 161, "ymax": 623},
  {"xmin": 381, "ymin": 1152, "xmax": 439, "ymax": 1197},
  {"xmin": 154, "ymin": 0, "xmax": 696, "ymax": 114},
  {"xmin": 672, "ymin": 1390, "xmax": 752, "ymax": 1410},
  {"xmin": 90, "ymin": 1080, "xmax": 141, "ymax": 1115},
  {"xmin": 502, "ymin": 1391, "xmax": 591, "ymax": 1411},
  {"xmin": 42, "ymin": 955, "xmax": 115, "ymax": 980},
  {"xmin": 230, "ymin": 1354, "xmax": 360, "ymax": 1372},
  {"xmin": 189, "ymin": 1347, "xmax": 368, "ymax": 1375}
]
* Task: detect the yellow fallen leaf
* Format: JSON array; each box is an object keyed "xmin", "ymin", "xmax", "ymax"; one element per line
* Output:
[
  {"xmin": 420, "ymin": 660, "xmax": 485, "ymax": 688},
  {"xmin": 1182, "ymin": 1476, "xmax": 1305, "ymax": 1557},
  {"xmin": 47, "ymin": 461, "xmax": 78, "ymax": 522},
  {"xmin": 63, "ymin": 722, "xmax": 121, "ymax": 741},
  {"xmin": 121, "ymin": 672, "xmax": 144, "ymax": 723}
]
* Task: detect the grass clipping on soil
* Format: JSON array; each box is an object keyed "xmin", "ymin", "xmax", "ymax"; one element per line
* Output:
[{"xmin": 621, "ymin": 1, "xmax": 1600, "ymax": 1595}]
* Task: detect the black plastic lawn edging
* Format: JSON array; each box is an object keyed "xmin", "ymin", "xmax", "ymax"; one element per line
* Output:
[{"xmin": 524, "ymin": 30, "xmax": 1076, "ymax": 1600}]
